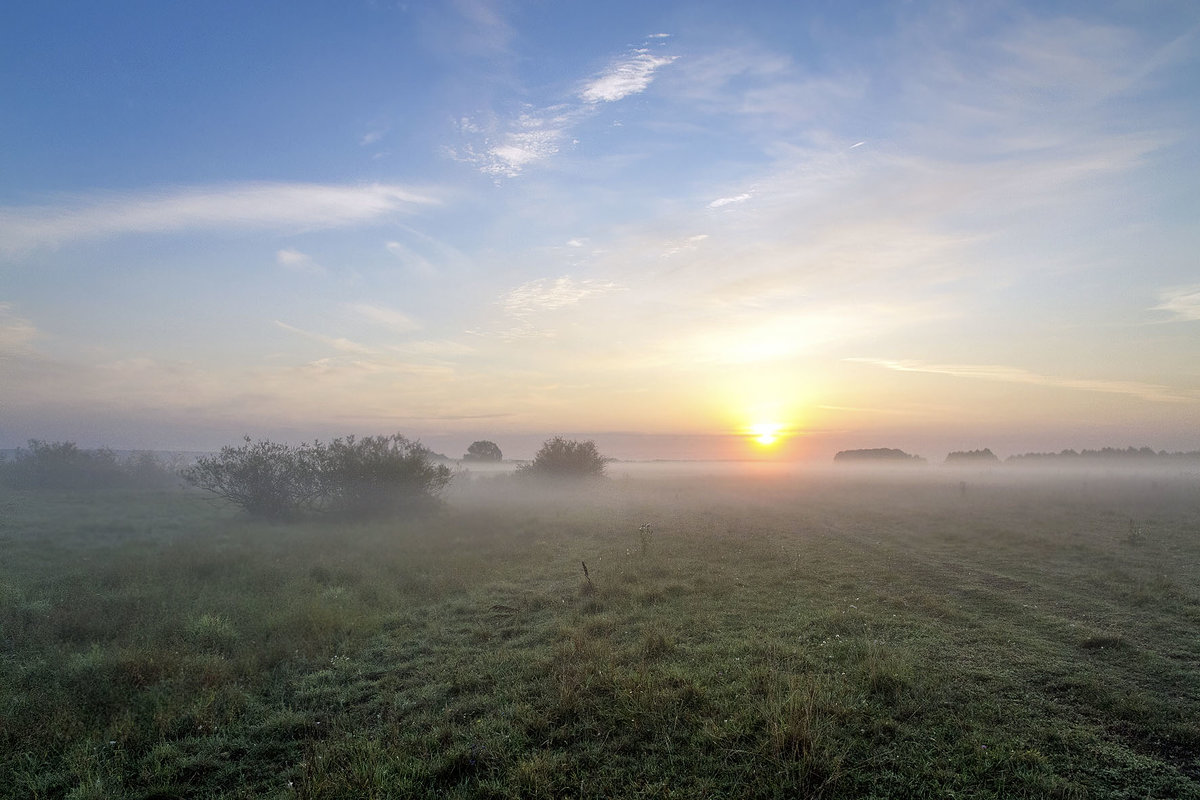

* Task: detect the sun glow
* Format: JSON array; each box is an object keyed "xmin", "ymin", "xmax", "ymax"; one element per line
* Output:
[{"xmin": 749, "ymin": 422, "xmax": 783, "ymax": 447}]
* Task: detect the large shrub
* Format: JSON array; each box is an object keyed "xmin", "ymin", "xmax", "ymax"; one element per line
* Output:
[
  {"xmin": 517, "ymin": 436, "xmax": 609, "ymax": 479},
  {"xmin": 317, "ymin": 434, "xmax": 452, "ymax": 518},
  {"xmin": 182, "ymin": 434, "xmax": 451, "ymax": 520},
  {"xmin": 182, "ymin": 437, "xmax": 323, "ymax": 520}
]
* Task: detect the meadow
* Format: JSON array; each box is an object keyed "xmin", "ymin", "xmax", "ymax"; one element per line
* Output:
[{"xmin": 1, "ymin": 467, "xmax": 1198, "ymax": 798}]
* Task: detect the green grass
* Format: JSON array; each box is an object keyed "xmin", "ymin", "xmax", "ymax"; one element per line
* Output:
[{"xmin": 1, "ymin": 471, "xmax": 1198, "ymax": 798}]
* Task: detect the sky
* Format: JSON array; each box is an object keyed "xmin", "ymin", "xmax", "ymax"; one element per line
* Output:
[{"xmin": 2, "ymin": 0, "xmax": 1198, "ymax": 462}]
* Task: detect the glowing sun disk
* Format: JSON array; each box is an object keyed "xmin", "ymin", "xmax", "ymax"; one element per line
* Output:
[{"xmin": 750, "ymin": 422, "xmax": 783, "ymax": 446}]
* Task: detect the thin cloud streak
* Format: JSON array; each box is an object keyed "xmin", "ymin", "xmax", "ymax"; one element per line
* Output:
[
  {"xmin": 849, "ymin": 358, "xmax": 1196, "ymax": 404},
  {"xmin": 0, "ymin": 303, "xmax": 37, "ymax": 355},
  {"xmin": 0, "ymin": 182, "xmax": 440, "ymax": 253},
  {"xmin": 708, "ymin": 193, "xmax": 752, "ymax": 208},
  {"xmin": 274, "ymin": 321, "xmax": 376, "ymax": 355},
  {"xmin": 385, "ymin": 240, "xmax": 439, "ymax": 275},
  {"xmin": 1153, "ymin": 285, "xmax": 1200, "ymax": 321},
  {"xmin": 345, "ymin": 303, "xmax": 422, "ymax": 333}
]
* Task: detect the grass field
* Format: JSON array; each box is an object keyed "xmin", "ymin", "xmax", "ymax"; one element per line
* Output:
[{"xmin": 2, "ymin": 468, "xmax": 1198, "ymax": 798}]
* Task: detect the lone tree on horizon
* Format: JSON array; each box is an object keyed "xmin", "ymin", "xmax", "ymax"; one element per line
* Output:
[
  {"xmin": 463, "ymin": 440, "xmax": 503, "ymax": 462},
  {"xmin": 518, "ymin": 436, "xmax": 609, "ymax": 479}
]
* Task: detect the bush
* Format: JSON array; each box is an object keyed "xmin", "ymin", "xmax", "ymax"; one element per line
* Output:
[
  {"xmin": 317, "ymin": 434, "xmax": 452, "ymax": 518},
  {"xmin": 182, "ymin": 437, "xmax": 323, "ymax": 520},
  {"xmin": 517, "ymin": 436, "xmax": 609, "ymax": 479},
  {"xmin": 181, "ymin": 434, "xmax": 451, "ymax": 520}
]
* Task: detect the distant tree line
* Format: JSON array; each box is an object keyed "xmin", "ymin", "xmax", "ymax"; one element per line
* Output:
[
  {"xmin": 1005, "ymin": 447, "xmax": 1200, "ymax": 463},
  {"xmin": 945, "ymin": 448, "xmax": 999, "ymax": 464},
  {"xmin": 1, "ymin": 434, "xmax": 612, "ymax": 519},
  {"xmin": 0, "ymin": 440, "xmax": 179, "ymax": 491},
  {"xmin": 834, "ymin": 444, "xmax": 1200, "ymax": 466},
  {"xmin": 834, "ymin": 448, "xmax": 927, "ymax": 464}
]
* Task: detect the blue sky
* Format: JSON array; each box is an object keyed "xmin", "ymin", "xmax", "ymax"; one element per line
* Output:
[{"xmin": 2, "ymin": 0, "xmax": 1198, "ymax": 460}]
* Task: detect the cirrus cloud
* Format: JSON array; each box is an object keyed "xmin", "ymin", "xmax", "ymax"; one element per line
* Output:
[
  {"xmin": 0, "ymin": 302, "xmax": 37, "ymax": 355},
  {"xmin": 1152, "ymin": 285, "xmax": 1200, "ymax": 322},
  {"xmin": 579, "ymin": 49, "xmax": 678, "ymax": 104},
  {"xmin": 0, "ymin": 182, "xmax": 440, "ymax": 254},
  {"xmin": 848, "ymin": 358, "xmax": 1196, "ymax": 404},
  {"xmin": 502, "ymin": 276, "xmax": 624, "ymax": 316},
  {"xmin": 451, "ymin": 37, "xmax": 677, "ymax": 178}
]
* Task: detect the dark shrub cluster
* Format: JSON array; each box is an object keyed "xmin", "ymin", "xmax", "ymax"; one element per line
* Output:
[
  {"xmin": 317, "ymin": 434, "xmax": 452, "ymax": 518},
  {"xmin": 182, "ymin": 434, "xmax": 451, "ymax": 520},
  {"xmin": 1, "ymin": 440, "xmax": 178, "ymax": 491},
  {"xmin": 517, "ymin": 436, "xmax": 609, "ymax": 479},
  {"xmin": 182, "ymin": 438, "xmax": 323, "ymax": 520}
]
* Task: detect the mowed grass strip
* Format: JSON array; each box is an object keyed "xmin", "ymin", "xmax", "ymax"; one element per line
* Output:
[{"xmin": 1, "ymin": 472, "xmax": 1198, "ymax": 798}]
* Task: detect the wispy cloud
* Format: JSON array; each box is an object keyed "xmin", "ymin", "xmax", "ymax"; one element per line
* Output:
[
  {"xmin": 451, "ymin": 37, "xmax": 677, "ymax": 178},
  {"xmin": 345, "ymin": 303, "xmax": 422, "ymax": 333},
  {"xmin": 275, "ymin": 248, "xmax": 326, "ymax": 275},
  {"xmin": 502, "ymin": 276, "xmax": 624, "ymax": 315},
  {"xmin": 385, "ymin": 240, "xmax": 439, "ymax": 275},
  {"xmin": 360, "ymin": 128, "xmax": 386, "ymax": 146},
  {"xmin": 387, "ymin": 339, "xmax": 474, "ymax": 358},
  {"xmin": 848, "ymin": 358, "xmax": 1195, "ymax": 404},
  {"xmin": 0, "ymin": 303, "xmax": 37, "ymax": 355},
  {"xmin": 1152, "ymin": 285, "xmax": 1200, "ymax": 321},
  {"xmin": 450, "ymin": 0, "xmax": 515, "ymax": 57},
  {"xmin": 448, "ymin": 112, "xmax": 571, "ymax": 179},
  {"xmin": 469, "ymin": 276, "xmax": 626, "ymax": 341},
  {"xmin": 579, "ymin": 48, "xmax": 678, "ymax": 103},
  {"xmin": 274, "ymin": 320, "xmax": 376, "ymax": 355},
  {"xmin": 0, "ymin": 182, "xmax": 439, "ymax": 253},
  {"xmin": 661, "ymin": 234, "xmax": 709, "ymax": 258},
  {"xmin": 478, "ymin": 112, "xmax": 572, "ymax": 178},
  {"xmin": 708, "ymin": 193, "xmax": 751, "ymax": 209}
]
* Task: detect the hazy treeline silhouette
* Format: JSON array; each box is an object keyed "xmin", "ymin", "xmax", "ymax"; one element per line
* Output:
[
  {"xmin": 945, "ymin": 449, "xmax": 999, "ymax": 464},
  {"xmin": 833, "ymin": 448, "xmax": 927, "ymax": 464},
  {"xmin": 0, "ymin": 440, "xmax": 179, "ymax": 491},
  {"xmin": 1006, "ymin": 447, "xmax": 1200, "ymax": 463},
  {"xmin": 836, "ymin": 444, "xmax": 1200, "ymax": 467}
]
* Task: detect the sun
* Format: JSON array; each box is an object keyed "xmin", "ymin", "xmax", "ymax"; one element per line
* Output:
[{"xmin": 749, "ymin": 422, "xmax": 783, "ymax": 447}]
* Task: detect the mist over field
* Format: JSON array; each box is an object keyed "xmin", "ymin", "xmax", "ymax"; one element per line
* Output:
[{"xmin": 3, "ymin": 433, "xmax": 1200, "ymax": 797}]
